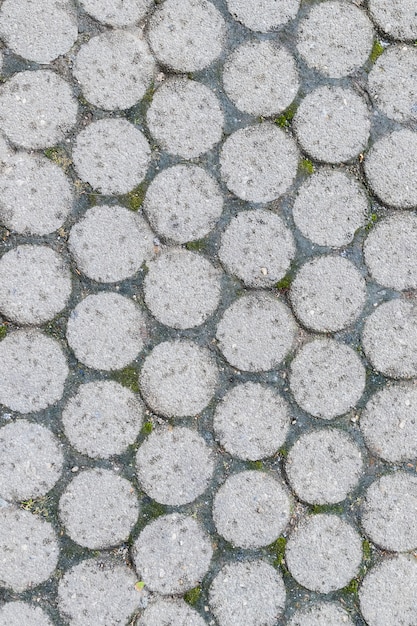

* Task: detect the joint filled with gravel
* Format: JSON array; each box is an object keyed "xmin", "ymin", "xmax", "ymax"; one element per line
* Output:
[
  {"xmin": 137, "ymin": 598, "xmax": 206, "ymax": 626},
  {"xmin": 368, "ymin": 0, "xmax": 417, "ymax": 41},
  {"xmin": 226, "ymin": 0, "xmax": 300, "ymax": 32},
  {"xmin": 0, "ymin": 602, "xmax": 53, "ymax": 626},
  {"xmin": 287, "ymin": 602, "xmax": 355, "ymax": 626},
  {"xmin": 80, "ymin": 0, "xmax": 152, "ymax": 26}
]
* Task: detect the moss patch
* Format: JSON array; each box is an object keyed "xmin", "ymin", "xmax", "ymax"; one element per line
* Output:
[
  {"xmin": 370, "ymin": 40, "xmax": 384, "ymax": 63},
  {"xmin": 275, "ymin": 272, "xmax": 293, "ymax": 291},
  {"xmin": 43, "ymin": 147, "xmax": 72, "ymax": 172},
  {"xmin": 112, "ymin": 366, "xmax": 140, "ymax": 393},
  {"xmin": 275, "ymin": 102, "xmax": 298, "ymax": 128},
  {"xmin": 309, "ymin": 503, "xmax": 344, "ymax": 515},
  {"xmin": 184, "ymin": 586, "xmax": 201, "ymax": 607},
  {"xmin": 185, "ymin": 239, "xmax": 207, "ymax": 252},
  {"xmin": 365, "ymin": 212, "xmax": 378, "ymax": 231},
  {"xmin": 121, "ymin": 182, "xmax": 147, "ymax": 212},
  {"xmin": 141, "ymin": 421, "xmax": 153, "ymax": 436},
  {"xmin": 247, "ymin": 460, "xmax": 264, "ymax": 471},
  {"xmin": 299, "ymin": 158, "xmax": 314, "ymax": 175},
  {"xmin": 0, "ymin": 325, "xmax": 7, "ymax": 341},
  {"xmin": 270, "ymin": 536, "xmax": 287, "ymax": 567}
]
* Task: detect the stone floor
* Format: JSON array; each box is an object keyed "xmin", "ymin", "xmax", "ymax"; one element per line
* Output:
[{"xmin": 0, "ymin": 0, "xmax": 416, "ymax": 624}]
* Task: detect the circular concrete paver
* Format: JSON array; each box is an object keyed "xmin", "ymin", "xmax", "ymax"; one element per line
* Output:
[
  {"xmin": 0, "ymin": 602, "xmax": 53, "ymax": 626},
  {"xmin": 288, "ymin": 602, "xmax": 355, "ymax": 626},
  {"xmin": 226, "ymin": 0, "xmax": 300, "ymax": 32},
  {"xmin": 80, "ymin": 0, "xmax": 152, "ymax": 26},
  {"xmin": 368, "ymin": 0, "xmax": 417, "ymax": 41},
  {"xmin": 137, "ymin": 598, "xmax": 205, "ymax": 626}
]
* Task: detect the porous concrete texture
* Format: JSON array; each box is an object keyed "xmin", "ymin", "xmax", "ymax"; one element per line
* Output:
[
  {"xmin": 68, "ymin": 205, "xmax": 154, "ymax": 283},
  {"xmin": 287, "ymin": 602, "xmax": 355, "ymax": 626},
  {"xmin": 222, "ymin": 40, "xmax": 299, "ymax": 117},
  {"xmin": 139, "ymin": 340, "xmax": 218, "ymax": 417},
  {"xmin": 209, "ymin": 560, "xmax": 286, "ymax": 626},
  {"xmin": 58, "ymin": 468, "xmax": 139, "ymax": 549},
  {"xmin": 220, "ymin": 123, "xmax": 299, "ymax": 203},
  {"xmin": 218, "ymin": 209, "xmax": 295, "ymax": 288},
  {"xmin": 80, "ymin": 0, "xmax": 152, "ymax": 26},
  {"xmin": 292, "ymin": 169, "xmax": 368, "ymax": 247},
  {"xmin": 147, "ymin": 0, "xmax": 225, "ymax": 72},
  {"xmin": 285, "ymin": 514, "xmax": 362, "ymax": 593},
  {"xmin": 368, "ymin": 0, "xmax": 417, "ymax": 41},
  {"xmin": 143, "ymin": 248, "xmax": 222, "ymax": 329},
  {"xmin": 137, "ymin": 598, "xmax": 206, "ymax": 626},
  {"xmin": 136, "ymin": 426, "xmax": 215, "ymax": 505},
  {"xmin": 285, "ymin": 429, "xmax": 363, "ymax": 505},
  {"xmin": 294, "ymin": 86, "xmax": 370, "ymax": 163},
  {"xmin": 226, "ymin": 0, "xmax": 300, "ymax": 32},
  {"xmin": 66, "ymin": 292, "xmax": 146, "ymax": 371},
  {"xmin": 213, "ymin": 470, "xmax": 291, "ymax": 548},
  {"xmin": 0, "ymin": 602, "xmax": 53, "ymax": 626},
  {"xmin": 289, "ymin": 338, "xmax": 366, "ymax": 419},
  {"xmin": 147, "ymin": 78, "xmax": 224, "ymax": 159},
  {"xmin": 213, "ymin": 382, "xmax": 290, "ymax": 461},
  {"xmin": 216, "ymin": 292, "xmax": 297, "ymax": 372},
  {"xmin": 62, "ymin": 380, "xmax": 144, "ymax": 459},
  {"xmin": 132, "ymin": 513, "xmax": 213, "ymax": 595}
]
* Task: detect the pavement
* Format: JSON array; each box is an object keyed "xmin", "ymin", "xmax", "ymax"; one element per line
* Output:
[{"xmin": 0, "ymin": 0, "xmax": 416, "ymax": 624}]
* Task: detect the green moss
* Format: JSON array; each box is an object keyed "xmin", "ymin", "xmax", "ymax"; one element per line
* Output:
[
  {"xmin": 362, "ymin": 539, "xmax": 371, "ymax": 561},
  {"xmin": 43, "ymin": 146, "xmax": 72, "ymax": 171},
  {"xmin": 275, "ymin": 273, "xmax": 293, "ymax": 291},
  {"xmin": 342, "ymin": 578, "xmax": 359, "ymax": 596},
  {"xmin": 142, "ymin": 499, "xmax": 166, "ymax": 521},
  {"xmin": 370, "ymin": 40, "xmax": 384, "ymax": 63},
  {"xmin": 113, "ymin": 366, "xmax": 139, "ymax": 393},
  {"xmin": 0, "ymin": 325, "xmax": 7, "ymax": 340},
  {"xmin": 20, "ymin": 496, "xmax": 50, "ymax": 518},
  {"xmin": 185, "ymin": 239, "xmax": 206, "ymax": 252},
  {"xmin": 141, "ymin": 421, "xmax": 153, "ymax": 436},
  {"xmin": 278, "ymin": 445, "xmax": 288, "ymax": 458},
  {"xmin": 122, "ymin": 182, "xmax": 147, "ymax": 212},
  {"xmin": 275, "ymin": 102, "xmax": 298, "ymax": 128},
  {"xmin": 365, "ymin": 212, "xmax": 378, "ymax": 231},
  {"xmin": 270, "ymin": 536, "xmax": 287, "ymax": 567},
  {"xmin": 300, "ymin": 158, "xmax": 314, "ymax": 175},
  {"xmin": 184, "ymin": 586, "xmax": 201, "ymax": 607},
  {"xmin": 309, "ymin": 503, "xmax": 344, "ymax": 515},
  {"xmin": 247, "ymin": 460, "xmax": 264, "ymax": 471},
  {"xmin": 142, "ymin": 84, "xmax": 155, "ymax": 107}
]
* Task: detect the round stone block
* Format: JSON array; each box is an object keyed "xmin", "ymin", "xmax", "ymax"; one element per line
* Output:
[
  {"xmin": 285, "ymin": 429, "xmax": 363, "ymax": 504},
  {"xmin": 288, "ymin": 602, "xmax": 354, "ymax": 626},
  {"xmin": 220, "ymin": 123, "xmax": 299, "ymax": 203},
  {"xmin": 218, "ymin": 209, "xmax": 295, "ymax": 288},
  {"xmin": 147, "ymin": 78, "xmax": 223, "ymax": 159},
  {"xmin": 143, "ymin": 164, "xmax": 223, "ymax": 244},
  {"xmin": 72, "ymin": 118, "xmax": 150, "ymax": 195},
  {"xmin": 74, "ymin": 30, "xmax": 155, "ymax": 111},
  {"xmin": 0, "ymin": 330, "xmax": 68, "ymax": 414},
  {"xmin": 213, "ymin": 382, "xmax": 290, "ymax": 461},
  {"xmin": 294, "ymin": 86, "xmax": 370, "ymax": 163},
  {"xmin": 59, "ymin": 468, "xmax": 139, "ymax": 549},
  {"xmin": 132, "ymin": 513, "xmax": 213, "ymax": 594},
  {"xmin": 292, "ymin": 168, "xmax": 368, "ymax": 247},
  {"xmin": 285, "ymin": 514, "xmax": 362, "ymax": 593},
  {"xmin": 136, "ymin": 426, "xmax": 215, "ymax": 505},
  {"xmin": 62, "ymin": 380, "xmax": 144, "ymax": 459},
  {"xmin": 362, "ymin": 299, "xmax": 417, "ymax": 378},
  {"xmin": 139, "ymin": 340, "xmax": 218, "ymax": 417},
  {"xmin": 213, "ymin": 470, "xmax": 291, "ymax": 548},
  {"xmin": 289, "ymin": 338, "xmax": 366, "ymax": 419},
  {"xmin": 0, "ymin": 507, "xmax": 59, "ymax": 592},
  {"xmin": 368, "ymin": 0, "xmax": 417, "ymax": 41},
  {"xmin": 144, "ymin": 248, "xmax": 222, "ymax": 329},
  {"xmin": 148, "ymin": 0, "xmax": 225, "ymax": 72},
  {"xmin": 222, "ymin": 40, "xmax": 299, "ymax": 116},
  {"xmin": 58, "ymin": 557, "xmax": 141, "ymax": 626},
  {"xmin": 66, "ymin": 292, "xmax": 146, "ymax": 371},
  {"xmin": 364, "ymin": 130, "xmax": 417, "ymax": 209},
  {"xmin": 216, "ymin": 292, "xmax": 297, "ymax": 372},
  {"xmin": 226, "ymin": 0, "xmax": 300, "ymax": 32},
  {"xmin": 137, "ymin": 598, "xmax": 205, "ymax": 626},
  {"xmin": 0, "ymin": 71, "xmax": 77, "ymax": 150},
  {"xmin": 69, "ymin": 205, "xmax": 154, "ymax": 283},
  {"xmin": 80, "ymin": 0, "xmax": 152, "ymax": 26},
  {"xmin": 209, "ymin": 560, "xmax": 286, "ymax": 626},
  {"xmin": 0, "ymin": 245, "xmax": 71, "ymax": 325},
  {"xmin": 0, "ymin": 602, "xmax": 53, "ymax": 626}
]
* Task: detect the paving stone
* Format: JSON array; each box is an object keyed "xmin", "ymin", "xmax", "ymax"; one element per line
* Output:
[
  {"xmin": 292, "ymin": 169, "xmax": 368, "ymax": 247},
  {"xmin": 72, "ymin": 118, "xmax": 150, "ymax": 195},
  {"xmin": 0, "ymin": 602, "xmax": 53, "ymax": 626},
  {"xmin": 143, "ymin": 248, "xmax": 222, "ymax": 329},
  {"xmin": 362, "ymin": 299, "xmax": 417, "ymax": 379},
  {"xmin": 293, "ymin": 86, "xmax": 370, "ymax": 164},
  {"xmin": 368, "ymin": 46, "xmax": 417, "ymax": 123},
  {"xmin": 213, "ymin": 382, "xmax": 291, "ymax": 461},
  {"xmin": 69, "ymin": 205, "xmax": 154, "ymax": 283},
  {"xmin": 213, "ymin": 470, "xmax": 291, "ymax": 548},
  {"xmin": 136, "ymin": 426, "xmax": 214, "ymax": 505},
  {"xmin": 285, "ymin": 514, "xmax": 362, "ymax": 593},
  {"xmin": 0, "ymin": 507, "xmax": 59, "ymax": 592},
  {"xmin": 285, "ymin": 429, "xmax": 363, "ymax": 505},
  {"xmin": 297, "ymin": 1, "xmax": 373, "ymax": 78},
  {"xmin": 361, "ymin": 472, "xmax": 417, "ymax": 552},
  {"xmin": 66, "ymin": 292, "xmax": 146, "ymax": 371},
  {"xmin": 139, "ymin": 340, "xmax": 218, "ymax": 418},
  {"xmin": 218, "ymin": 209, "xmax": 296, "ymax": 288},
  {"xmin": 289, "ymin": 338, "xmax": 366, "ymax": 419},
  {"xmin": 59, "ymin": 468, "xmax": 139, "ymax": 549},
  {"xmin": 0, "ymin": 245, "xmax": 71, "ymax": 325},
  {"xmin": 0, "ymin": 152, "xmax": 73, "ymax": 235},
  {"xmin": 368, "ymin": 0, "xmax": 417, "ymax": 41},
  {"xmin": 74, "ymin": 30, "xmax": 155, "ymax": 111},
  {"xmin": 147, "ymin": 0, "xmax": 225, "ymax": 72},
  {"xmin": 0, "ymin": 70, "xmax": 77, "ymax": 150},
  {"xmin": 143, "ymin": 164, "xmax": 223, "ymax": 244},
  {"xmin": 360, "ymin": 381, "xmax": 417, "ymax": 463},
  {"xmin": 287, "ymin": 602, "xmax": 355, "ymax": 626},
  {"xmin": 226, "ymin": 0, "xmax": 300, "ymax": 32},
  {"xmin": 0, "ymin": 420, "xmax": 63, "ymax": 502},
  {"xmin": 216, "ymin": 292, "xmax": 297, "ymax": 372},
  {"xmin": 80, "ymin": 0, "xmax": 152, "ymax": 26},
  {"xmin": 220, "ymin": 123, "xmax": 299, "ymax": 203},
  {"xmin": 359, "ymin": 555, "xmax": 417, "ymax": 626},
  {"xmin": 289, "ymin": 256, "xmax": 366, "ymax": 332},
  {"xmin": 132, "ymin": 513, "xmax": 213, "ymax": 594},
  {"xmin": 0, "ymin": 330, "xmax": 68, "ymax": 414},
  {"xmin": 62, "ymin": 380, "xmax": 144, "ymax": 459},
  {"xmin": 364, "ymin": 129, "xmax": 417, "ymax": 209},
  {"xmin": 146, "ymin": 78, "xmax": 223, "ymax": 159},
  {"xmin": 222, "ymin": 40, "xmax": 299, "ymax": 116},
  {"xmin": 58, "ymin": 557, "xmax": 142, "ymax": 626},
  {"xmin": 137, "ymin": 598, "xmax": 205, "ymax": 626},
  {"xmin": 209, "ymin": 560, "xmax": 286, "ymax": 626},
  {"xmin": 0, "ymin": 0, "xmax": 78, "ymax": 64}
]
